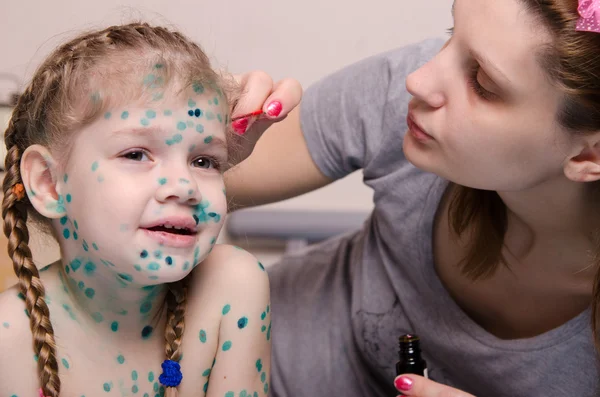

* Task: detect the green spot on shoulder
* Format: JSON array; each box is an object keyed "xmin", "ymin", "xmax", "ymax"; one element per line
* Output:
[
  {"xmin": 117, "ymin": 354, "xmax": 125, "ymax": 364},
  {"xmin": 132, "ymin": 370, "xmax": 138, "ymax": 380},
  {"xmin": 148, "ymin": 371, "xmax": 155, "ymax": 382},
  {"xmin": 177, "ymin": 121, "xmax": 186, "ymax": 131},
  {"xmin": 61, "ymin": 358, "xmax": 70, "ymax": 369},
  {"xmin": 84, "ymin": 288, "xmax": 95, "ymax": 299},
  {"xmin": 63, "ymin": 229, "xmax": 70, "ymax": 239},
  {"xmin": 92, "ymin": 312, "xmax": 103, "ymax": 323},
  {"xmin": 237, "ymin": 317, "xmax": 249, "ymax": 329},
  {"xmin": 111, "ymin": 321, "xmax": 119, "ymax": 332},
  {"xmin": 225, "ymin": 392, "xmax": 234, "ymax": 397},
  {"xmin": 222, "ymin": 304, "xmax": 231, "ymax": 315},
  {"xmin": 103, "ymin": 382, "xmax": 111, "ymax": 392},
  {"xmin": 199, "ymin": 329, "xmax": 207, "ymax": 343},
  {"xmin": 84, "ymin": 261, "xmax": 96, "ymax": 276},
  {"xmin": 222, "ymin": 340, "xmax": 232, "ymax": 351},
  {"xmin": 2, "ymin": 322, "xmax": 9, "ymax": 328}
]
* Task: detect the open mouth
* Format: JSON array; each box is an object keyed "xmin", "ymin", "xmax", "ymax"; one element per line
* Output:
[{"xmin": 145, "ymin": 224, "xmax": 195, "ymax": 236}]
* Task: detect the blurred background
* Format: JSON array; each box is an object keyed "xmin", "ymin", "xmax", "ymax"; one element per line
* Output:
[{"xmin": 0, "ymin": 0, "xmax": 452, "ymax": 290}]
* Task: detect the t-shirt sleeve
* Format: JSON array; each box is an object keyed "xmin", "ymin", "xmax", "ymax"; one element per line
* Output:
[{"xmin": 300, "ymin": 38, "xmax": 444, "ymax": 180}]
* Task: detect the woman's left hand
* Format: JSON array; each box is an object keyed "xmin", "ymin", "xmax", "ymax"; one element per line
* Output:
[{"xmin": 394, "ymin": 375, "xmax": 477, "ymax": 397}]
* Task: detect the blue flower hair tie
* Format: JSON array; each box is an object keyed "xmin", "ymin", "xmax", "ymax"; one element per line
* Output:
[{"xmin": 159, "ymin": 359, "xmax": 183, "ymax": 387}]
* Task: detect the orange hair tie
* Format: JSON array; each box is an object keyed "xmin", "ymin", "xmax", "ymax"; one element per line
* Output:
[{"xmin": 12, "ymin": 183, "xmax": 25, "ymax": 200}]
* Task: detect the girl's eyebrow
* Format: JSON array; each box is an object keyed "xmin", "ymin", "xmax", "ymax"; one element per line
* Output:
[{"xmin": 109, "ymin": 126, "xmax": 228, "ymax": 149}]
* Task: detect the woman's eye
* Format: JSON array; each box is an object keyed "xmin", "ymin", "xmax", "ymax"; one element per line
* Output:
[
  {"xmin": 122, "ymin": 151, "xmax": 150, "ymax": 161},
  {"xmin": 192, "ymin": 157, "xmax": 219, "ymax": 170}
]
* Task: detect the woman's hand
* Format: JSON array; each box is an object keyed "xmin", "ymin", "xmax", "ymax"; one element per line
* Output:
[
  {"xmin": 226, "ymin": 71, "xmax": 302, "ymax": 166},
  {"xmin": 394, "ymin": 375, "xmax": 477, "ymax": 397}
]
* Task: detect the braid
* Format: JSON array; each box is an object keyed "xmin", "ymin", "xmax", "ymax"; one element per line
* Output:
[
  {"xmin": 162, "ymin": 280, "xmax": 188, "ymax": 396},
  {"xmin": 2, "ymin": 137, "xmax": 60, "ymax": 395}
]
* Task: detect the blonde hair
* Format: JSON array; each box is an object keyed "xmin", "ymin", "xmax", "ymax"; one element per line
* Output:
[
  {"xmin": 2, "ymin": 22, "xmax": 236, "ymax": 396},
  {"xmin": 448, "ymin": 0, "xmax": 600, "ymax": 351}
]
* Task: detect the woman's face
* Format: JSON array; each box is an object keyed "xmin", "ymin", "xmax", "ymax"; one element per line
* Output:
[{"xmin": 403, "ymin": 0, "xmax": 584, "ymax": 192}]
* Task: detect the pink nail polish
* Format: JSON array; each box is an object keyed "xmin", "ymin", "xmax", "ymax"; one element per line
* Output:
[
  {"xmin": 394, "ymin": 376, "xmax": 413, "ymax": 392},
  {"xmin": 266, "ymin": 101, "xmax": 282, "ymax": 117},
  {"xmin": 232, "ymin": 118, "xmax": 249, "ymax": 135}
]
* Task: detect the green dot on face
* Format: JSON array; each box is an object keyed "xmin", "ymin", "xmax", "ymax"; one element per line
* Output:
[
  {"xmin": 93, "ymin": 243, "xmax": 99, "ymax": 250},
  {"xmin": 132, "ymin": 385, "xmax": 139, "ymax": 393},
  {"xmin": 199, "ymin": 329, "xmax": 207, "ymax": 343},
  {"xmin": 132, "ymin": 370, "xmax": 138, "ymax": 380},
  {"xmin": 222, "ymin": 340, "xmax": 232, "ymax": 351},
  {"xmin": 188, "ymin": 99, "xmax": 197, "ymax": 107},
  {"xmin": 222, "ymin": 304, "xmax": 231, "ymax": 315},
  {"xmin": 103, "ymin": 383, "xmax": 111, "ymax": 392},
  {"xmin": 111, "ymin": 321, "xmax": 119, "ymax": 332},
  {"xmin": 146, "ymin": 109, "xmax": 157, "ymax": 119},
  {"xmin": 117, "ymin": 354, "xmax": 125, "ymax": 364},
  {"xmin": 141, "ymin": 118, "xmax": 150, "ymax": 126},
  {"xmin": 66, "ymin": 194, "xmax": 72, "ymax": 202},
  {"xmin": 91, "ymin": 161, "xmax": 99, "ymax": 172},
  {"xmin": 104, "ymin": 112, "xmax": 111, "ymax": 119},
  {"xmin": 225, "ymin": 392, "xmax": 234, "ymax": 397},
  {"xmin": 61, "ymin": 358, "xmax": 70, "ymax": 369},
  {"xmin": 196, "ymin": 124, "xmax": 204, "ymax": 133},
  {"xmin": 158, "ymin": 178, "xmax": 167, "ymax": 185},
  {"xmin": 148, "ymin": 371, "xmax": 155, "ymax": 382},
  {"xmin": 147, "ymin": 262, "xmax": 160, "ymax": 271},
  {"xmin": 261, "ymin": 372, "xmax": 266, "ymax": 382},
  {"xmin": 204, "ymin": 135, "xmax": 213, "ymax": 144},
  {"xmin": 164, "ymin": 109, "xmax": 172, "ymax": 116},
  {"xmin": 177, "ymin": 121, "xmax": 186, "ymax": 131},
  {"xmin": 121, "ymin": 111, "xmax": 129, "ymax": 119},
  {"xmin": 2, "ymin": 322, "xmax": 9, "ymax": 328},
  {"xmin": 84, "ymin": 288, "xmax": 95, "ymax": 299}
]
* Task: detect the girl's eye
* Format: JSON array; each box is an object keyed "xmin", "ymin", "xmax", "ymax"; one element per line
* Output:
[
  {"xmin": 121, "ymin": 150, "xmax": 150, "ymax": 162},
  {"xmin": 192, "ymin": 156, "xmax": 219, "ymax": 170}
]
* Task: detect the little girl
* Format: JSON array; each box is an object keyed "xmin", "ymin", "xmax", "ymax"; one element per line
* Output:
[{"xmin": 0, "ymin": 23, "xmax": 271, "ymax": 397}]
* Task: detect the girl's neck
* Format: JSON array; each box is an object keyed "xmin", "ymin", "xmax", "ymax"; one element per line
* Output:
[{"xmin": 45, "ymin": 256, "xmax": 169, "ymax": 343}]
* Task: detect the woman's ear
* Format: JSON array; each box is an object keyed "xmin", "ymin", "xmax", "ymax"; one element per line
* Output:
[
  {"xmin": 20, "ymin": 145, "xmax": 65, "ymax": 219},
  {"xmin": 564, "ymin": 139, "xmax": 600, "ymax": 183}
]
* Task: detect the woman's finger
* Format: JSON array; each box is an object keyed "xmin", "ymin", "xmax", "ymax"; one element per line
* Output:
[{"xmin": 394, "ymin": 375, "xmax": 476, "ymax": 397}]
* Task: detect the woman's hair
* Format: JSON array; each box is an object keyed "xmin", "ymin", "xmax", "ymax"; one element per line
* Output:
[
  {"xmin": 447, "ymin": 0, "xmax": 600, "ymax": 350},
  {"xmin": 2, "ymin": 22, "xmax": 236, "ymax": 396}
]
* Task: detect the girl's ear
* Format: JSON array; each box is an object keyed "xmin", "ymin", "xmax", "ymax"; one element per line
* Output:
[{"xmin": 20, "ymin": 145, "xmax": 66, "ymax": 219}]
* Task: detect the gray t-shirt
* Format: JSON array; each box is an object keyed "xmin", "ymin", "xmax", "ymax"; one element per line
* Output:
[{"xmin": 267, "ymin": 38, "xmax": 599, "ymax": 397}]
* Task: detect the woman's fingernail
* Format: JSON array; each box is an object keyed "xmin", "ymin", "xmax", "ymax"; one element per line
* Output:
[
  {"xmin": 266, "ymin": 101, "xmax": 282, "ymax": 117},
  {"xmin": 394, "ymin": 376, "xmax": 413, "ymax": 392},
  {"xmin": 232, "ymin": 118, "xmax": 249, "ymax": 135}
]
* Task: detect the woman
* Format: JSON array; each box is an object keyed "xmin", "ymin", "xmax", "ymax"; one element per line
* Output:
[{"xmin": 228, "ymin": 0, "xmax": 600, "ymax": 395}]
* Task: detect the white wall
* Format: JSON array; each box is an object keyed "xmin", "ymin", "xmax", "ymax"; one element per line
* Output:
[{"xmin": 0, "ymin": 0, "xmax": 452, "ymax": 213}]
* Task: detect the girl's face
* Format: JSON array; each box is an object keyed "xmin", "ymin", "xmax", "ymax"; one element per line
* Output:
[
  {"xmin": 403, "ymin": 0, "xmax": 587, "ymax": 191},
  {"xmin": 53, "ymin": 82, "xmax": 229, "ymax": 286}
]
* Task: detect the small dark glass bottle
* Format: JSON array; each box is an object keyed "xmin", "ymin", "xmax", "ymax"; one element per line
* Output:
[{"xmin": 396, "ymin": 334, "xmax": 428, "ymax": 378}]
